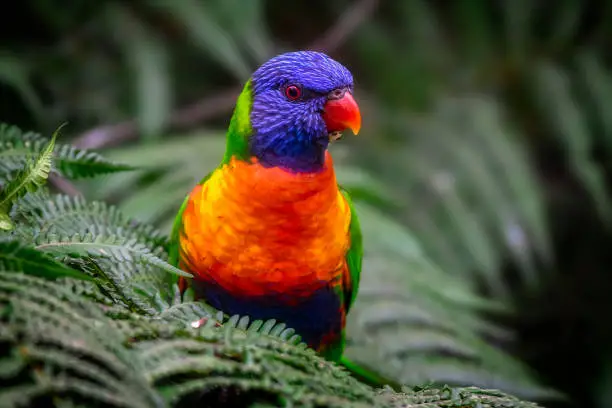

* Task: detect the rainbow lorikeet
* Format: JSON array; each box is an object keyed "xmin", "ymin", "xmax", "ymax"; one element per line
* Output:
[{"xmin": 168, "ymin": 51, "xmax": 363, "ymax": 363}]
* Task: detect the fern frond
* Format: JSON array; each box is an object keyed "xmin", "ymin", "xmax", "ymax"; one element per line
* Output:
[
  {"xmin": 58, "ymin": 276, "xmax": 115, "ymax": 306},
  {"xmin": 13, "ymin": 191, "xmax": 168, "ymax": 249},
  {"xmin": 532, "ymin": 62, "xmax": 612, "ymax": 225},
  {"xmin": 0, "ymin": 212, "xmax": 11, "ymax": 230},
  {"xmin": 32, "ymin": 227, "xmax": 191, "ymax": 279},
  {"xmin": 375, "ymin": 385, "xmax": 542, "ymax": 407},
  {"xmin": 7, "ymin": 187, "xmax": 180, "ymax": 315},
  {"xmin": 0, "ymin": 239, "xmax": 90, "ymax": 280},
  {"xmin": 0, "ymin": 127, "xmax": 56, "ymax": 230},
  {"xmin": 154, "ymin": 300, "xmax": 221, "ymax": 325},
  {"xmin": 0, "ymin": 123, "xmax": 134, "ymax": 181},
  {"xmin": 135, "ymin": 318, "xmax": 376, "ymax": 407},
  {"xmin": 343, "ymin": 203, "xmax": 558, "ymax": 401},
  {"xmin": 225, "ymin": 314, "xmax": 303, "ymax": 345},
  {"xmin": 0, "ymin": 271, "xmax": 163, "ymax": 408},
  {"xmin": 1, "ymin": 269, "xmax": 542, "ymax": 408},
  {"xmin": 80, "ymin": 257, "xmax": 172, "ymax": 316}
]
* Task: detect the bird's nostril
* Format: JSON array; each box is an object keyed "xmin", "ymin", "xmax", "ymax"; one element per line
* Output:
[{"xmin": 328, "ymin": 88, "xmax": 347, "ymax": 100}]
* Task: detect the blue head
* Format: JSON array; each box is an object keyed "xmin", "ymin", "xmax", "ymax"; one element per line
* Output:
[{"xmin": 248, "ymin": 51, "xmax": 361, "ymax": 173}]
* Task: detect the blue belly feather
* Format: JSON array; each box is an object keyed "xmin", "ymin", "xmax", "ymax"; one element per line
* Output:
[{"xmin": 192, "ymin": 279, "xmax": 344, "ymax": 353}]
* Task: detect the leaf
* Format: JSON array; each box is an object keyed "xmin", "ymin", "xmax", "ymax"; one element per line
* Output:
[
  {"xmin": 0, "ymin": 271, "xmax": 530, "ymax": 408},
  {"xmin": 0, "ymin": 272, "xmax": 164, "ymax": 408},
  {"xmin": 33, "ymin": 229, "xmax": 192, "ymax": 278},
  {"xmin": 375, "ymin": 386, "xmax": 543, "ymax": 408},
  {"xmin": 0, "ymin": 239, "xmax": 91, "ymax": 280},
  {"xmin": 108, "ymin": 4, "xmax": 171, "ymax": 140},
  {"xmin": 154, "ymin": 300, "xmax": 220, "ymax": 325},
  {"xmin": 532, "ymin": 63, "xmax": 612, "ymax": 225},
  {"xmin": 343, "ymin": 203, "xmax": 557, "ymax": 400},
  {"xmin": 13, "ymin": 191, "xmax": 169, "ymax": 250},
  {"xmin": 0, "ymin": 212, "xmax": 12, "ymax": 231},
  {"xmin": 211, "ymin": 0, "xmax": 275, "ymax": 64},
  {"xmin": 0, "ymin": 124, "xmax": 57, "ymax": 217},
  {"xmin": 146, "ymin": 0, "xmax": 252, "ymax": 81},
  {"xmin": 0, "ymin": 123, "xmax": 134, "ymax": 180}
]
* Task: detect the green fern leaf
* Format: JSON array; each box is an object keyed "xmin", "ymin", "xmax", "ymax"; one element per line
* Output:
[
  {"xmin": 32, "ymin": 228, "xmax": 192, "ymax": 278},
  {"xmin": 0, "ymin": 213, "xmax": 11, "ymax": 231},
  {"xmin": 80, "ymin": 257, "xmax": 171, "ymax": 316},
  {"xmin": 59, "ymin": 276, "xmax": 115, "ymax": 306},
  {"xmin": 154, "ymin": 300, "xmax": 221, "ymax": 325},
  {"xmin": 342, "ymin": 202, "xmax": 559, "ymax": 401},
  {"xmin": 13, "ymin": 191, "xmax": 169, "ymax": 250},
  {"xmin": 0, "ymin": 127, "xmax": 56, "ymax": 230},
  {"xmin": 0, "ymin": 271, "xmax": 164, "ymax": 408},
  {"xmin": 0, "ymin": 123, "xmax": 134, "ymax": 181},
  {"xmin": 53, "ymin": 141, "xmax": 136, "ymax": 179},
  {"xmin": 0, "ymin": 239, "xmax": 90, "ymax": 280},
  {"xmin": 375, "ymin": 385, "xmax": 543, "ymax": 407}
]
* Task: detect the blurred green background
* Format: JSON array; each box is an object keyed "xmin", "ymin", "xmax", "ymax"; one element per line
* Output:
[{"xmin": 3, "ymin": 0, "xmax": 612, "ymax": 406}]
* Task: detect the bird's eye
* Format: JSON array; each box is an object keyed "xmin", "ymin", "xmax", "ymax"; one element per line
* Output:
[{"xmin": 284, "ymin": 84, "xmax": 302, "ymax": 101}]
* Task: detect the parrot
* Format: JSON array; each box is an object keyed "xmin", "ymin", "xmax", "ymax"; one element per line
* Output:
[{"xmin": 168, "ymin": 51, "xmax": 367, "ymax": 370}]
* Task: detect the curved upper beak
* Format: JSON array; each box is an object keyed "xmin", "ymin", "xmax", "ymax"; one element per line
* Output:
[{"xmin": 322, "ymin": 89, "xmax": 361, "ymax": 136}]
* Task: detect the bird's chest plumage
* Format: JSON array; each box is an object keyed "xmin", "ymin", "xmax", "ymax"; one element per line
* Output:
[
  {"xmin": 179, "ymin": 154, "xmax": 352, "ymax": 299},
  {"xmin": 178, "ymin": 155, "xmax": 351, "ymax": 353}
]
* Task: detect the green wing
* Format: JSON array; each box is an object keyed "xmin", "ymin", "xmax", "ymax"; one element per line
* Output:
[
  {"xmin": 323, "ymin": 187, "xmax": 362, "ymax": 362},
  {"xmin": 340, "ymin": 187, "xmax": 363, "ymax": 313},
  {"xmin": 338, "ymin": 189, "xmax": 397, "ymax": 388}
]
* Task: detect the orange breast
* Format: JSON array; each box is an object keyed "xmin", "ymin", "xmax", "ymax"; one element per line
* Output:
[{"xmin": 178, "ymin": 152, "xmax": 352, "ymax": 298}]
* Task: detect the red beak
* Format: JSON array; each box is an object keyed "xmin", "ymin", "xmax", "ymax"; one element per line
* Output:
[{"xmin": 322, "ymin": 90, "xmax": 361, "ymax": 135}]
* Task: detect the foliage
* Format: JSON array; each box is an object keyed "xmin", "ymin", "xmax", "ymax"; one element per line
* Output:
[
  {"xmin": 0, "ymin": 123, "xmax": 547, "ymax": 407},
  {"xmin": 0, "ymin": 125, "xmax": 57, "ymax": 230}
]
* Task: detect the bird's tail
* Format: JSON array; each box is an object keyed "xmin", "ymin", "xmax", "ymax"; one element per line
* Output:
[{"xmin": 339, "ymin": 356, "xmax": 402, "ymax": 391}]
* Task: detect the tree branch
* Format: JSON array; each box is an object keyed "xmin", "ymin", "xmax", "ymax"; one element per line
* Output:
[
  {"xmin": 49, "ymin": 174, "xmax": 82, "ymax": 196},
  {"xmin": 308, "ymin": 0, "xmax": 379, "ymax": 52}
]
